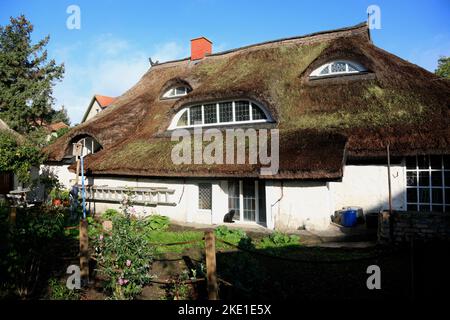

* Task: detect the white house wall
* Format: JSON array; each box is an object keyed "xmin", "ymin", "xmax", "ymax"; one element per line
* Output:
[
  {"xmin": 40, "ymin": 164, "xmax": 77, "ymax": 189},
  {"xmin": 265, "ymin": 180, "xmax": 332, "ymax": 231},
  {"xmin": 329, "ymin": 164, "xmax": 406, "ymax": 214},
  {"xmin": 42, "ymin": 163, "xmax": 407, "ymax": 231},
  {"xmin": 84, "ymin": 101, "xmax": 102, "ymax": 122}
]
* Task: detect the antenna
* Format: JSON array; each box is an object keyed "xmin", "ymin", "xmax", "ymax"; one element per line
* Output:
[{"xmin": 149, "ymin": 57, "xmax": 159, "ymax": 67}]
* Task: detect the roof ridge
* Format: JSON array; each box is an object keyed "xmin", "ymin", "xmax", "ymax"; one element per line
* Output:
[{"xmin": 152, "ymin": 22, "xmax": 368, "ymax": 67}]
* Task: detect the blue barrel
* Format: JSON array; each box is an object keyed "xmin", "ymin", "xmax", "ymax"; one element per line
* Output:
[{"xmin": 341, "ymin": 209, "xmax": 357, "ymax": 227}]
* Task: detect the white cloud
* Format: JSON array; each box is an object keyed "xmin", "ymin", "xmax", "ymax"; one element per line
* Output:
[
  {"xmin": 51, "ymin": 36, "xmax": 188, "ymax": 124},
  {"xmin": 152, "ymin": 41, "xmax": 188, "ymax": 62}
]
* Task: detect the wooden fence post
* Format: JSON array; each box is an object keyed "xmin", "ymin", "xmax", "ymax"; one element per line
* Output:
[
  {"xmin": 79, "ymin": 219, "xmax": 89, "ymax": 287},
  {"xmin": 205, "ymin": 230, "xmax": 219, "ymax": 300},
  {"xmin": 9, "ymin": 206, "xmax": 17, "ymax": 227}
]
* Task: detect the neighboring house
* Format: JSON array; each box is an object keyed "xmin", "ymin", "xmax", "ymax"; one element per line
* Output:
[
  {"xmin": 45, "ymin": 121, "xmax": 69, "ymax": 141},
  {"xmin": 44, "ymin": 22, "xmax": 450, "ymax": 231},
  {"xmin": 81, "ymin": 95, "xmax": 116, "ymax": 123}
]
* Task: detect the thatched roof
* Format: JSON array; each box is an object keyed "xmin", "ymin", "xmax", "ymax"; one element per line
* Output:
[{"xmin": 45, "ymin": 22, "xmax": 450, "ymax": 180}]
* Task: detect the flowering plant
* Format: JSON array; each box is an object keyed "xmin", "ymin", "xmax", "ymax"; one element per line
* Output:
[{"xmin": 93, "ymin": 216, "xmax": 155, "ymax": 299}]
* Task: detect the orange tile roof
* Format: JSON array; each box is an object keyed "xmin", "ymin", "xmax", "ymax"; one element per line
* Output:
[
  {"xmin": 48, "ymin": 121, "xmax": 69, "ymax": 132},
  {"xmin": 95, "ymin": 95, "xmax": 116, "ymax": 108}
]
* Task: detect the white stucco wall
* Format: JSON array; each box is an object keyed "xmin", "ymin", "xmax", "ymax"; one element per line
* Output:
[
  {"xmin": 84, "ymin": 101, "xmax": 102, "ymax": 122},
  {"xmin": 265, "ymin": 180, "xmax": 332, "ymax": 231},
  {"xmin": 40, "ymin": 163, "xmax": 407, "ymax": 231},
  {"xmin": 40, "ymin": 164, "xmax": 77, "ymax": 189},
  {"xmin": 329, "ymin": 164, "xmax": 406, "ymax": 214}
]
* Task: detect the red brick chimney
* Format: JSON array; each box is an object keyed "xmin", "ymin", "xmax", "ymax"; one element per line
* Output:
[{"xmin": 190, "ymin": 37, "xmax": 212, "ymax": 60}]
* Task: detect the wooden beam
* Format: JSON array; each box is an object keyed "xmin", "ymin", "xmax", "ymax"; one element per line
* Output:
[
  {"xmin": 387, "ymin": 143, "xmax": 392, "ymax": 215},
  {"xmin": 79, "ymin": 219, "xmax": 89, "ymax": 287},
  {"xmin": 205, "ymin": 230, "xmax": 219, "ymax": 300}
]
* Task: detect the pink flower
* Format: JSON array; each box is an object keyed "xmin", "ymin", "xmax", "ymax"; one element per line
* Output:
[
  {"xmin": 126, "ymin": 260, "xmax": 132, "ymax": 267},
  {"xmin": 123, "ymin": 279, "xmax": 129, "ymax": 285},
  {"xmin": 118, "ymin": 278, "xmax": 124, "ymax": 286},
  {"xmin": 99, "ymin": 234, "xmax": 104, "ymax": 241}
]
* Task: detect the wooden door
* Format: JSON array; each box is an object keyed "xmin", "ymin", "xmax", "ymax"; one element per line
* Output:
[{"xmin": 0, "ymin": 172, "xmax": 12, "ymax": 194}]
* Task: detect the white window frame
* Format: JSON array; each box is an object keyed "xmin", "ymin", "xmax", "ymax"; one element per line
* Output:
[
  {"xmin": 228, "ymin": 180, "xmax": 261, "ymax": 224},
  {"xmin": 404, "ymin": 155, "xmax": 450, "ymax": 212},
  {"xmin": 168, "ymin": 99, "xmax": 271, "ymax": 130},
  {"xmin": 310, "ymin": 60, "xmax": 366, "ymax": 78},
  {"xmin": 162, "ymin": 86, "xmax": 190, "ymax": 99}
]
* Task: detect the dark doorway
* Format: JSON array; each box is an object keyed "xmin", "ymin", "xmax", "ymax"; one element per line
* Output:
[{"xmin": 0, "ymin": 172, "xmax": 13, "ymax": 195}]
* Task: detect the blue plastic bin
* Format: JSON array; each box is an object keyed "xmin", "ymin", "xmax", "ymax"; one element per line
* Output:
[{"xmin": 341, "ymin": 209, "xmax": 357, "ymax": 227}]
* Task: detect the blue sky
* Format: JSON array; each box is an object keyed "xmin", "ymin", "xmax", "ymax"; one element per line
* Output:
[{"xmin": 1, "ymin": 0, "xmax": 449, "ymax": 124}]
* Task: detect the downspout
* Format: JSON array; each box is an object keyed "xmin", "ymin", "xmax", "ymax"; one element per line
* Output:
[{"xmin": 270, "ymin": 181, "xmax": 284, "ymax": 229}]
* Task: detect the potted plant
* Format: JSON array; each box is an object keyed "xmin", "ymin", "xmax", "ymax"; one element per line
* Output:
[
  {"xmin": 50, "ymin": 188, "xmax": 62, "ymax": 206},
  {"xmin": 60, "ymin": 190, "xmax": 70, "ymax": 207}
]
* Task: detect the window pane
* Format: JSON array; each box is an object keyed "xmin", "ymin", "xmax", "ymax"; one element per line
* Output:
[
  {"xmin": 190, "ymin": 105, "xmax": 202, "ymax": 125},
  {"xmin": 235, "ymin": 101, "xmax": 250, "ymax": 122},
  {"xmin": 445, "ymin": 189, "xmax": 450, "ymax": 203},
  {"xmin": 406, "ymin": 172, "xmax": 417, "ymax": 186},
  {"xmin": 166, "ymin": 88, "xmax": 175, "ymax": 97},
  {"xmin": 331, "ymin": 62, "xmax": 346, "ymax": 73},
  {"xmin": 251, "ymin": 103, "xmax": 266, "ymax": 120},
  {"xmin": 430, "ymin": 155, "xmax": 442, "ymax": 169},
  {"xmin": 419, "ymin": 205, "xmax": 430, "ymax": 212},
  {"xmin": 444, "ymin": 155, "xmax": 450, "ymax": 169},
  {"xmin": 407, "ymin": 188, "xmax": 417, "ymax": 203},
  {"xmin": 417, "ymin": 155, "xmax": 429, "ymax": 169},
  {"xmin": 406, "ymin": 157, "xmax": 416, "ymax": 169},
  {"xmin": 418, "ymin": 188, "xmax": 430, "ymax": 203},
  {"xmin": 243, "ymin": 180, "xmax": 255, "ymax": 222},
  {"xmin": 407, "ymin": 204, "xmax": 418, "ymax": 211},
  {"xmin": 418, "ymin": 172, "xmax": 429, "ymax": 186},
  {"xmin": 432, "ymin": 188, "xmax": 443, "ymax": 203},
  {"xmin": 177, "ymin": 110, "xmax": 188, "ymax": 127},
  {"xmin": 432, "ymin": 205, "xmax": 443, "ymax": 212},
  {"xmin": 347, "ymin": 63, "xmax": 358, "ymax": 72},
  {"xmin": 445, "ymin": 172, "xmax": 450, "ymax": 187},
  {"xmin": 228, "ymin": 180, "xmax": 240, "ymax": 220},
  {"xmin": 431, "ymin": 171, "xmax": 443, "ymax": 187},
  {"xmin": 219, "ymin": 102, "xmax": 233, "ymax": 123},
  {"xmin": 445, "ymin": 206, "xmax": 450, "ymax": 213},
  {"xmin": 320, "ymin": 66, "xmax": 330, "ymax": 75},
  {"xmin": 198, "ymin": 183, "xmax": 212, "ymax": 210},
  {"xmin": 204, "ymin": 104, "xmax": 217, "ymax": 124},
  {"xmin": 175, "ymin": 87, "xmax": 187, "ymax": 95}
]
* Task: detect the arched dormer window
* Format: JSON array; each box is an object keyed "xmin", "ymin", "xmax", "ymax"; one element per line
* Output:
[
  {"xmin": 310, "ymin": 60, "xmax": 367, "ymax": 78},
  {"xmin": 162, "ymin": 86, "xmax": 191, "ymax": 99},
  {"xmin": 70, "ymin": 135, "xmax": 102, "ymax": 157},
  {"xmin": 168, "ymin": 100, "xmax": 272, "ymax": 129}
]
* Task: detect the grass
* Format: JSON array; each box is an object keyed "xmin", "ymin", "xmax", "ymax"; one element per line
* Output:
[{"xmin": 144, "ymin": 230, "xmax": 204, "ymax": 254}]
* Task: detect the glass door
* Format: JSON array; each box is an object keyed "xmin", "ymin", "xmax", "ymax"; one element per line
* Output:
[{"xmin": 228, "ymin": 180, "xmax": 265, "ymax": 223}]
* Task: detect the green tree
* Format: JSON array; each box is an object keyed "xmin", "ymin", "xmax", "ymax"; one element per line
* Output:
[
  {"xmin": 50, "ymin": 106, "xmax": 70, "ymax": 125},
  {"xmin": 0, "ymin": 15, "xmax": 64, "ymax": 133},
  {"xmin": 435, "ymin": 56, "xmax": 450, "ymax": 79},
  {"xmin": 0, "ymin": 130, "xmax": 43, "ymax": 184}
]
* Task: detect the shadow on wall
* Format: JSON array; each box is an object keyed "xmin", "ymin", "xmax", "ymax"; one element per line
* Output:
[{"xmin": 28, "ymin": 166, "xmax": 61, "ymax": 203}]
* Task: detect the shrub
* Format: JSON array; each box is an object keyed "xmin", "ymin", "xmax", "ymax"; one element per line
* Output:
[
  {"xmin": 259, "ymin": 232, "xmax": 300, "ymax": 248},
  {"xmin": 0, "ymin": 206, "xmax": 66, "ymax": 298},
  {"xmin": 48, "ymin": 278, "xmax": 80, "ymax": 300},
  {"xmin": 144, "ymin": 214, "xmax": 169, "ymax": 231},
  {"xmin": 101, "ymin": 209, "xmax": 120, "ymax": 220},
  {"xmin": 93, "ymin": 216, "xmax": 155, "ymax": 299},
  {"xmin": 214, "ymin": 226, "xmax": 255, "ymax": 250}
]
